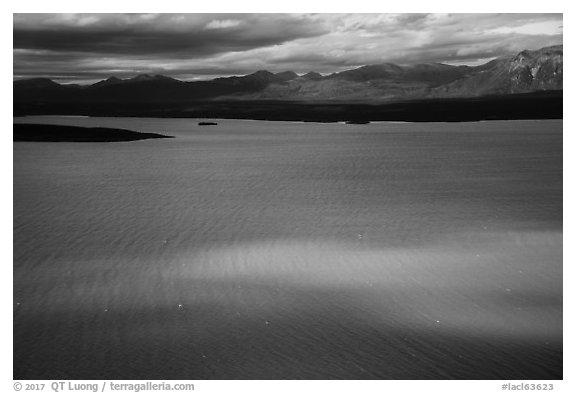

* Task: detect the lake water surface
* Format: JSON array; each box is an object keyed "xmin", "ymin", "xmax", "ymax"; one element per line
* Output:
[{"xmin": 13, "ymin": 117, "xmax": 562, "ymax": 379}]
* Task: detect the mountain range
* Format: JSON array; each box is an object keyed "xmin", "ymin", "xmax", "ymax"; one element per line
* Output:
[{"xmin": 14, "ymin": 45, "xmax": 562, "ymax": 105}]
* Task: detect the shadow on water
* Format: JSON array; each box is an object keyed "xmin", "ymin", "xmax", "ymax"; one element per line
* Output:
[{"xmin": 14, "ymin": 283, "xmax": 562, "ymax": 380}]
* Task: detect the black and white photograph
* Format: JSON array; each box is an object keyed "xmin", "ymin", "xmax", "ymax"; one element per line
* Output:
[{"xmin": 12, "ymin": 8, "xmax": 565, "ymax": 384}]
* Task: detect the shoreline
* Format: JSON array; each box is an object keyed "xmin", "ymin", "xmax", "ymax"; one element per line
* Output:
[{"xmin": 13, "ymin": 114, "xmax": 563, "ymax": 125}]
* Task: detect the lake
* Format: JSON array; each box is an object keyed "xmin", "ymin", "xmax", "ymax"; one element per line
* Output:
[{"xmin": 13, "ymin": 116, "xmax": 562, "ymax": 379}]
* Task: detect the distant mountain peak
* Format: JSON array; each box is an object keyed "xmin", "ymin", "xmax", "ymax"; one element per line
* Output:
[
  {"xmin": 250, "ymin": 70, "xmax": 274, "ymax": 77},
  {"xmin": 128, "ymin": 74, "xmax": 179, "ymax": 83},
  {"xmin": 91, "ymin": 76, "xmax": 124, "ymax": 88}
]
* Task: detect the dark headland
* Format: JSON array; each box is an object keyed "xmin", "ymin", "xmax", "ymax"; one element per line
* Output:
[{"xmin": 14, "ymin": 123, "xmax": 173, "ymax": 142}]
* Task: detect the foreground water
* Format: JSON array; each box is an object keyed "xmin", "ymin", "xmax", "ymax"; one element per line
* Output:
[{"xmin": 13, "ymin": 117, "xmax": 562, "ymax": 379}]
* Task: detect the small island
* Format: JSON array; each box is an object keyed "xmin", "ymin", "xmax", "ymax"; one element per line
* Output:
[
  {"xmin": 14, "ymin": 123, "xmax": 173, "ymax": 142},
  {"xmin": 345, "ymin": 120, "xmax": 371, "ymax": 125}
]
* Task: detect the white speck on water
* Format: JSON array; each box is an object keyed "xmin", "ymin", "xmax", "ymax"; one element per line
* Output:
[
  {"xmin": 436, "ymin": 320, "xmax": 440, "ymax": 323},
  {"xmin": 265, "ymin": 320, "xmax": 270, "ymax": 325},
  {"xmin": 505, "ymin": 288, "xmax": 511, "ymax": 292},
  {"xmin": 104, "ymin": 308, "xmax": 108, "ymax": 312}
]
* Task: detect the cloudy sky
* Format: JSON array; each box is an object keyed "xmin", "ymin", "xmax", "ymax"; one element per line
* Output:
[{"xmin": 13, "ymin": 13, "xmax": 563, "ymax": 84}]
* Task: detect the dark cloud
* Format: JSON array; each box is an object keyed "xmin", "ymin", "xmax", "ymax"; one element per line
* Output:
[{"xmin": 14, "ymin": 14, "xmax": 327, "ymax": 57}]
